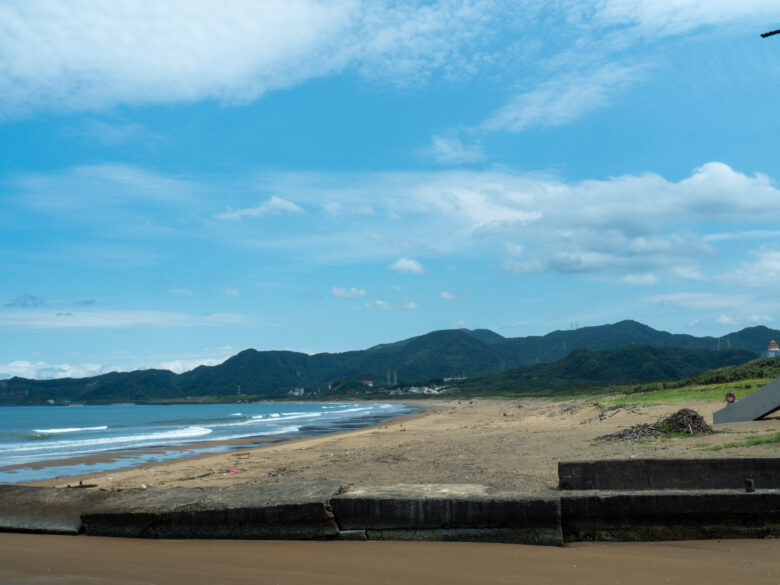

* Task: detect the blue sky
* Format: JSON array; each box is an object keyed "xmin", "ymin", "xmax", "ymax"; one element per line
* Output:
[{"xmin": 3, "ymin": 1, "xmax": 780, "ymax": 380}]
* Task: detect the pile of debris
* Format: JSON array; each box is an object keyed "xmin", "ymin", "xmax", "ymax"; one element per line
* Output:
[{"xmin": 600, "ymin": 408, "xmax": 712, "ymax": 441}]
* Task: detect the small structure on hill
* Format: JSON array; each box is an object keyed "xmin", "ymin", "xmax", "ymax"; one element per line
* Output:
[{"xmin": 763, "ymin": 340, "xmax": 780, "ymax": 359}]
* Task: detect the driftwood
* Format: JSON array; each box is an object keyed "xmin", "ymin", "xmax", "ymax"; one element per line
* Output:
[{"xmin": 600, "ymin": 408, "xmax": 712, "ymax": 441}]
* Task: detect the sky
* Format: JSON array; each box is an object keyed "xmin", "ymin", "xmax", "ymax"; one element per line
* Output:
[{"xmin": 3, "ymin": 1, "xmax": 780, "ymax": 380}]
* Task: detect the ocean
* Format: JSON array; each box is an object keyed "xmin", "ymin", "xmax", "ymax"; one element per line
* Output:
[{"xmin": 0, "ymin": 402, "xmax": 419, "ymax": 484}]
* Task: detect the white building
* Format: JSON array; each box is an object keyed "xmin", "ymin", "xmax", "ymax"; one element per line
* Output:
[{"xmin": 762, "ymin": 340, "xmax": 780, "ymax": 359}]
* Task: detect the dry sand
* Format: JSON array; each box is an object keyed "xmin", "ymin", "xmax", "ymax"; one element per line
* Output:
[
  {"xmin": 32, "ymin": 396, "xmax": 780, "ymax": 492},
  {"xmin": 2, "ymin": 533, "xmax": 779, "ymax": 585}
]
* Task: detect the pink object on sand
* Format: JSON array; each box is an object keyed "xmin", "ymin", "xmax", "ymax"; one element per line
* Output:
[{"xmin": 230, "ymin": 470, "xmax": 238, "ymax": 475}]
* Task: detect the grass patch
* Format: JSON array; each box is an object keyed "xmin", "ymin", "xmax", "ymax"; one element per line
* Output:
[{"xmin": 703, "ymin": 431, "xmax": 780, "ymax": 451}]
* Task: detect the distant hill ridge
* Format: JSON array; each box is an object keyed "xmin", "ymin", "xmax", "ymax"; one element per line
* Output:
[{"xmin": 1, "ymin": 320, "xmax": 777, "ymax": 404}]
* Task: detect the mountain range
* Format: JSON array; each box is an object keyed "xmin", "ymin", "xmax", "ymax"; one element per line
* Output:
[{"xmin": 1, "ymin": 320, "xmax": 778, "ymax": 404}]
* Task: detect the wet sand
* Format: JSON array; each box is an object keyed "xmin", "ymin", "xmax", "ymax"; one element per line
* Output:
[{"xmin": 1, "ymin": 533, "xmax": 779, "ymax": 585}]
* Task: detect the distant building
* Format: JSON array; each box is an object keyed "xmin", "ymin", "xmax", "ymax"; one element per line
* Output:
[
  {"xmin": 288, "ymin": 387, "xmax": 305, "ymax": 397},
  {"xmin": 361, "ymin": 380, "xmax": 374, "ymax": 388},
  {"xmin": 762, "ymin": 340, "xmax": 780, "ymax": 359}
]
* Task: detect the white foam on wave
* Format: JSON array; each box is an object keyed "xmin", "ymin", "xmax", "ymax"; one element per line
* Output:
[
  {"xmin": 7, "ymin": 426, "xmax": 213, "ymax": 455},
  {"xmin": 34, "ymin": 425, "xmax": 108, "ymax": 434},
  {"xmin": 230, "ymin": 412, "xmax": 243, "ymax": 416}
]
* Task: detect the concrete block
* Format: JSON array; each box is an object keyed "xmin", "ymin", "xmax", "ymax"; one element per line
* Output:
[
  {"xmin": 332, "ymin": 484, "xmax": 562, "ymax": 546},
  {"xmin": 558, "ymin": 458, "xmax": 780, "ymax": 491},
  {"xmin": 561, "ymin": 490, "xmax": 780, "ymax": 541},
  {"xmin": 81, "ymin": 481, "xmax": 342, "ymax": 539}
]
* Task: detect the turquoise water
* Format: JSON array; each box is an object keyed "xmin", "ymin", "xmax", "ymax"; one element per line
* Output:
[{"xmin": 0, "ymin": 402, "xmax": 417, "ymax": 483}]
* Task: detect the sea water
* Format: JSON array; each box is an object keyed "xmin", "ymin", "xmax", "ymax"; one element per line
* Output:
[{"xmin": 0, "ymin": 402, "xmax": 418, "ymax": 483}]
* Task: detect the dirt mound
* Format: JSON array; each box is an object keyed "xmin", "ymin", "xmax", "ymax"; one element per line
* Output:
[{"xmin": 600, "ymin": 408, "xmax": 713, "ymax": 441}]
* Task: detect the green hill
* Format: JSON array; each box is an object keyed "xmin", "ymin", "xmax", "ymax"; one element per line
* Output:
[
  {"xmin": 456, "ymin": 346, "xmax": 759, "ymax": 395},
  {"xmin": 1, "ymin": 320, "xmax": 777, "ymax": 405}
]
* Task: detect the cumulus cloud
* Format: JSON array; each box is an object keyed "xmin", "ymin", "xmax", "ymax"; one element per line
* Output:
[
  {"xmin": 0, "ymin": 0, "xmax": 501, "ymax": 117},
  {"xmin": 332, "ymin": 286, "xmax": 366, "ymax": 298},
  {"xmin": 217, "ymin": 196, "xmax": 304, "ymax": 220},
  {"xmin": 389, "ymin": 257, "xmax": 424, "ymax": 274},
  {"xmin": 220, "ymin": 288, "xmax": 240, "ymax": 296},
  {"xmin": 4, "ymin": 293, "xmax": 44, "ymax": 307},
  {"xmin": 440, "ymin": 291, "xmax": 456, "ymax": 300}
]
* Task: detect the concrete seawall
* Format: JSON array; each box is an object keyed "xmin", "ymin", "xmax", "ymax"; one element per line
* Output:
[{"xmin": 2, "ymin": 459, "xmax": 779, "ymax": 545}]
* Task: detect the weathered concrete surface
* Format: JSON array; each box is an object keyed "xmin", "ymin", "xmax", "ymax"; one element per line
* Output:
[
  {"xmin": 331, "ymin": 484, "xmax": 563, "ymax": 545},
  {"xmin": 558, "ymin": 458, "xmax": 780, "ymax": 491},
  {"xmin": 0, "ymin": 486, "xmax": 108, "ymax": 534},
  {"xmin": 561, "ymin": 489, "xmax": 780, "ymax": 542},
  {"xmin": 714, "ymin": 377, "xmax": 780, "ymax": 423},
  {"xmin": 82, "ymin": 481, "xmax": 343, "ymax": 539}
]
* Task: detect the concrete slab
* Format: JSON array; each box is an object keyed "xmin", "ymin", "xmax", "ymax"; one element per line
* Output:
[
  {"xmin": 714, "ymin": 377, "xmax": 780, "ymax": 423},
  {"xmin": 82, "ymin": 481, "xmax": 343, "ymax": 539},
  {"xmin": 0, "ymin": 486, "xmax": 108, "ymax": 535}
]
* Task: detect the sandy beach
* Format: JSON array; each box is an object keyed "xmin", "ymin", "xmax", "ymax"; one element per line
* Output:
[
  {"xmin": 2, "ymin": 533, "xmax": 779, "ymax": 585},
  {"xmin": 30, "ymin": 396, "xmax": 780, "ymax": 492}
]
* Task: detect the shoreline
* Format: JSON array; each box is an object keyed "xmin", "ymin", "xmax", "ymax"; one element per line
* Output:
[{"xmin": 13, "ymin": 402, "xmax": 432, "ymax": 487}]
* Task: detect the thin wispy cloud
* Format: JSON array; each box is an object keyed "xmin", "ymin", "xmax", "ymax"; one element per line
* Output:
[
  {"xmin": 424, "ymin": 133, "xmax": 484, "ymax": 164},
  {"xmin": 0, "ymin": 309, "xmax": 251, "ymax": 329},
  {"xmin": 332, "ymin": 286, "xmax": 366, "ymax": 298},
  {"xmin": 481, "ymin": 64, "xmax": 644, "ymax": 133},
  {"xmin": 4, "ymin": 293, "xmax": 44, "ymax": 308},
  {"xmin": 217, "ymin": 196, "xmax": 304, "ymax": 220}
]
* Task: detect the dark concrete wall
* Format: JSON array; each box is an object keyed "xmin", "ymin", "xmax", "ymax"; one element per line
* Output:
[
  {"xmin": 561, "ymin": 490, "xmax": 780, "ymax": 542},
  {"xmin": 558, "ymin": 458, "xmax": 780, "ymax": 491}
]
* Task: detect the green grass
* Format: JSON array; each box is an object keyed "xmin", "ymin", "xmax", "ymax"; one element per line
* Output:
[
  {"xmin": 702, "ymin": 431, "xmax": 780, "ymax": 452},
  {"xmin": 546, "ymin": 377, "xmax": 772, "ymax": 407}
]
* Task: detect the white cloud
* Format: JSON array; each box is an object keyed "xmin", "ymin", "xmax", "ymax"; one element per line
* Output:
[
  {"xmin": 220, "ymin": 288, "xmax": 240, "ymax": 296},
  {"xmin": 440, "ymin": 291, "xmax": 456, "ymax": 300},
  {"xmin": 0, "ymin": 0, "xmax": 502, "ymax": 117},
  {"xmin": 729, "ymin": 247, "xmax": 780, "ymax": 286},
  {"xmin": 389, "ymin": 257, "xmax": 424, "ymax": 274},
  {"xmin": 646, "ymin": 292, "xmax": 750, "ymax": 310},
  {"xmin": 482, "ymin": 64, "xmax": 644, "ymax": 133},
  {"xmin": 0, "ymin": 354, "xmax": 233, "ymax": 380},
  {"xmin": 595, "ymin": 0, "xmax": 780, "ymax": 35},
  {"xmin": 621, "ymin": 273, "xmax": 658, "ymax": 285},
  {"xmin": 217, "ymin": 196, "xmax": 304, "ymax": 220},
  {"xmin": 716, "ymin": 314, "xmax": 739, "ymax": 326},
  {"xmin": 366, "ymin": 299, "xmax": 418, "ymax": 311},
  {"xmin": 332, "ymin": 286, "xmax": 367, "ymax": 298},
  {"xmin": 168, "ymin": 288, "xmax": 192, "ymax": 295},
  {"xmin": 0, "ymin": 309, "xmax": 251, "ymax": 329},
  {"xmin": 425, "ymin": 134, "xmax": 484, "ymax": 164}
]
